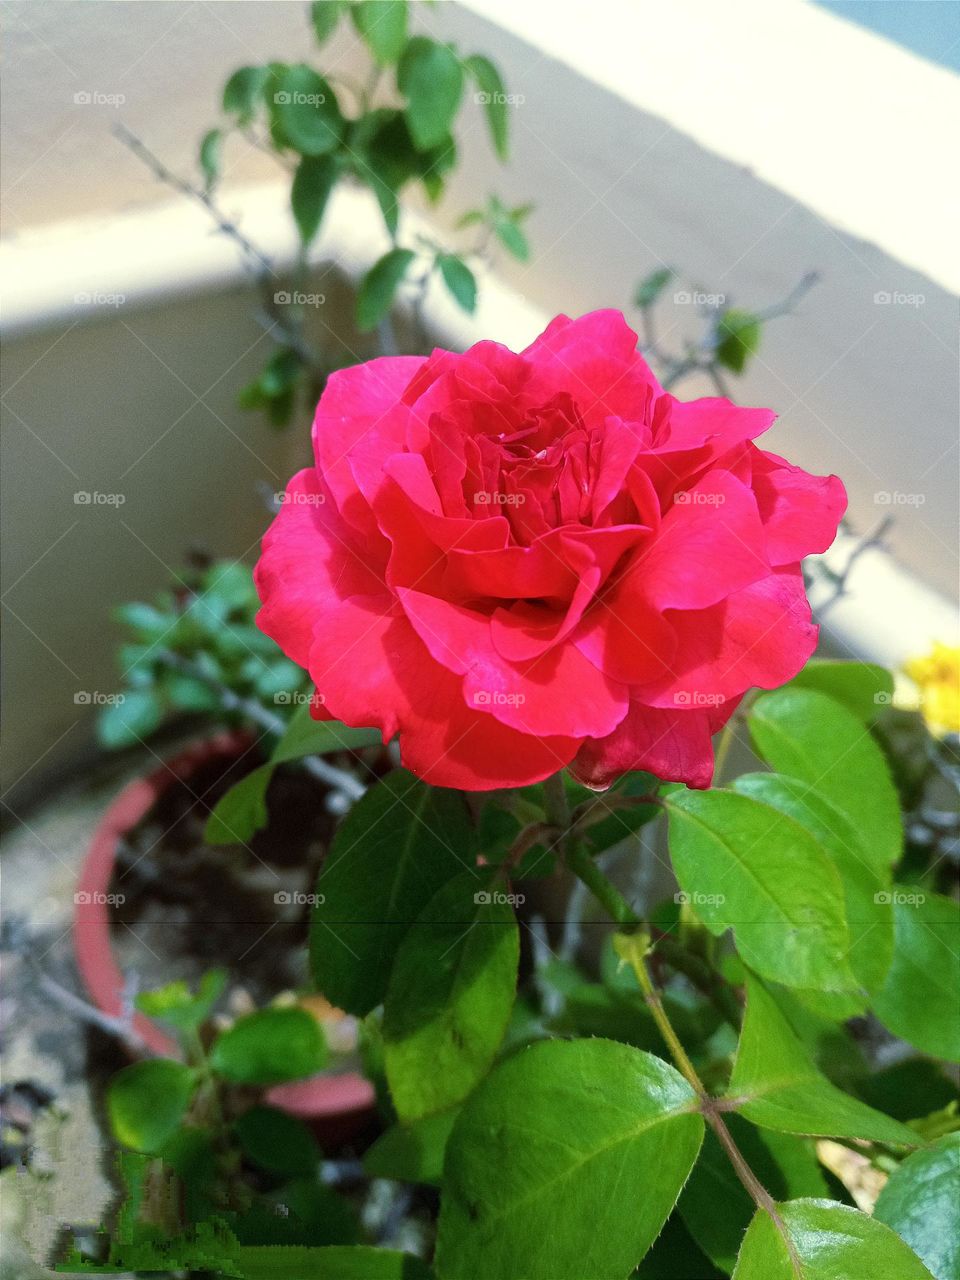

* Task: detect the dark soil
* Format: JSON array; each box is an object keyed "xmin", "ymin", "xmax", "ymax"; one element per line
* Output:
[{"xmin": 107, "ymin": 744, "xmax": 389, "ymax": 1007}]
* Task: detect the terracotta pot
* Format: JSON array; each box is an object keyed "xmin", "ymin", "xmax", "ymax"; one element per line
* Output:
[{"xmin": 74, "ymin": 731, "xmax": 376, "ymax": 1140}]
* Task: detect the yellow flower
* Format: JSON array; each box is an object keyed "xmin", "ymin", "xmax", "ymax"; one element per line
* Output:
[{"xmin": 903, "ymin": 642, "xmax": 960, "ymax": 736}]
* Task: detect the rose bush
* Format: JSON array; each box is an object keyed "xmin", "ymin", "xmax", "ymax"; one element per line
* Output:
[{"xmin": 256, "ymin": 310, "xmax": 845, "ymax": 790}]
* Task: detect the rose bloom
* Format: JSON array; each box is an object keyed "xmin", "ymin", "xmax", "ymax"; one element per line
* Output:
[{"xmin": 256, "ymin": 311, "xmax": 845, "ymax": 791}]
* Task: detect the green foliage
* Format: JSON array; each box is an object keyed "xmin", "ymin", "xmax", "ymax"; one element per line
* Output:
[
  {"xmin": 872, "ymin": 890, "xmax": 960, "ymax": 1061},
  {"xmin": 714, "ymin": 308, "xmax": 761, "ymax": 373},
  {"xmin": 383, "ymin": 871, "xmax": 519, "ymax": 1120},
  {"xmin": 82, "ymin": 656, "xmax": 956, "ymax": 1280},
  {"xmin": 210, "ymin": 1006, "xmax": 327, "ymax": 1085},
  {"xmin": 356, "ymin": 247, "xmax": 416, "ymax": 331},
  {"xmin": 874, "ymin": 1133, "xmax": 960, "ymax": 1280},
  {"xmin": 292, "ymin": 153, "xmax": 339, "ymax": 245},
  {"xmin": 398, "ymin": 37, "xmax": 464, "ymax": 150},
  {"xmin": 107, "ymin": 1060, "xmax": 197, "ymax": 1153},
  {"xmin": 665, "ymin": 789, "xmax": 859, "ymax": 993},
  {"xmin": 463, "ymin": 54, "xmax": 509, "ymax": 159},
  {"xmin": 310, "ymin": 769, "xmax": 476, "ymax": 1014},
  {"xmin": 351, "ymin": 0, "xmax": 408, "ymax": 66},
  {"xmin": 100, "ymin": 558, "xmax": 311, "ymax": 750},
  {"xmin": 725, "ymin": 976, "xmax": 917, "ymax": 1146},
  {"xmin": 634, "ymin": 266, "xmax": 675, "ymax": 309},
  {"xmin": 136, "ymin": 969, "xmax": 227, "ymax": 1036},
  {"xmin": 436, "ymin": 252, "xmax": 477, "ymax": 313},
  {"xmin": 436, "ymin": 1039, "xmax": 704, "ymax": 1280},
  {"xmin": 732, "ymin": 1199, "xmax": 935, "ymax": 1278}
]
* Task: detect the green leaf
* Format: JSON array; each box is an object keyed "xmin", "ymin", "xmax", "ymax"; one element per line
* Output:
[
  {"xmin": 383, "ymin": 871, "xmax": 519, "ymax": 1121},
  {"xmin": 310, "ymin": 0, "xmax": 344, "ymax": 44},
  {"xmin": 236, "ymin": 1106, "xmax": 320, "ymax": 1178},
  {"xmin": 749, "ymin": 687, "xmax": 902, "ymax": 874},
  {"xmin": 107, "ymin": 1059, "xmax": 197, "ymax": 1153},
  {"xmin": 273, "ymin": 705, "xmax": 380, "ymax": 765},
  {"xmin": 787, "ymin": 660, "xmax": 894, "ymax": 723},
  {"xmin": 223, "ymin": 65, "xmax": 271, "ymax": 124},
  {"xmin": 205, "ymin": 764, "xmax": 272, "ymax": 845},
  {"xmin": 351, "ymin": 1, "xmax": 407, "ymax": 65},
  {"xmin": 356, "ymin": 247, "xmax": 415, "ymax": 331},
  {"xmin": 635, "ymin": 267, "xmax": 675, "ymax": 309},
  {"xmin": 232, "ymin": 1245, "xmax": 434, "ymax": 1279},
  {"xmin": 724, "ymin": 975, "xmax": 917, "ymax": 1146},
  {"xmin": 97, "ymin": 688, "xmax": 164, "ymax": 749},
  {"xmin": 678, "ymin": 1117, "xmax": 827, "ymax": 1273},
  {"xmin": 272, "ymin": 64, "xmax": 343, "ymax": 155},
  {"xmin": 732, "ymin": 773, "xmax": 894, "ymax": 1014},
  {"xmin": 398, "ymin": 37, "xmax": 464, "ymax": 151},
  {"xmin": 874, "ymin": 1133, "xmax": 960, "ymax": 1280},
  {"xmin": 135, "ymin": 968, "xmax": 227, "ymax": 1034},
  {"xmin": 363, "ymin": 1106, "xmax": 459, "ymax": 1187},
  {"xmin": 665, "ymin": 789, "xmax": 858, "ymax": 993},
  {"xmin": 291, "ymin": 153, "xmax": 338, "ymax": 245},
  {"xmin": 199, "ymin": 128, "xmax": 222, "ymax": 190},
  {"xmin": 310, "ymin": 770, "xmax": 476, "ymax": 1015},
  {"xmin": 435, "ymin": 1038, "xmax": 704, "ymax": 1280},
  {"xmin": 114, "ymin": 600, "xmax": 172, "ymax": 639},
  {"xmin": 714, "ymin": 308, "xmax": 761, "ymax": 374},
  {"xmin": 204, "ymin": 714, "xmax": 378, "ymax": 846},
  {"xmin": 436, "ymin": 253, "xmax": 477, "ymax": 313},
  {"xmin": 732, "ymin": 1199, "xmax": 936, "ymax": 1279},
  {"xmin": 873, "ymin": 890, "xmax": 960, "ymax": 1061},
  {"xmin": 492, "ymin": 215, "xmax": 529, "ymax": 261},
  {"xmin": 210, "ymin": 1007, "xmax": 327, "ymax": 1085},
  {"xmin": 463, "ymin": 54, "xmax": 508, "ymax": 159}
]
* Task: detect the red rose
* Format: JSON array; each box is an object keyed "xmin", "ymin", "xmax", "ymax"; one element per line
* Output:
[{"xmin": 255, "ymin": 311, "xmax": 845, "ymax": 791}]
